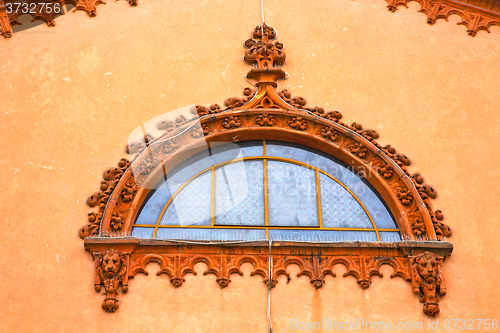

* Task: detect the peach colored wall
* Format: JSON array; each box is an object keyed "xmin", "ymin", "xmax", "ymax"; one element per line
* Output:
[{"xmin": 1, "ymin": 0, "xmax": 500, "ymax": 332}]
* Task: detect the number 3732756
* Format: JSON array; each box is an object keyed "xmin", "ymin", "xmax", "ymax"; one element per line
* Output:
[
  {"xmin": 5, "ymin": 2, "xmax": 62, "ymax": 14},
  {"xmin": 443, "ymin": 319, "xmax": 498, "ymax": 330}
]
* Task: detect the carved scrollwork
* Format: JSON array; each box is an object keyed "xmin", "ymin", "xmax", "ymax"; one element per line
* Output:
[
  {"xmin": 157, "ymin": 120, "xmax": 178, "ymax": 132},
  {"xmin": 382, "ymin": 145, "xmax": 411, "ymax": 171},
  {"xmin": 161, "ymin": 139, "xmax": 181, "ymax": 155},
  {"xmin": 385, "ymin": 0, "xmax": 500, "ymax": 37},
  {"xmin": 94, "ymin": 249, "xmax": 129, "ymax": 313},
  {"xmin": 137, "ymin": 156, "xmax": 159, "ymax": 176},
  {"xmin": 222, "ymin": 116, "xmax": 242, "ymax": 129},
  {"xmin": 377, "ymin": 163, "xmax": 395, "ymax": 179},
  {"xmin": 287, "ymin": 117, "xmax": 308, "ymax": 131},
  {"xmin": 409, "ymin": 215, "xmax": 427, "ymax": 237},
  {"xmin": 244, "ymin": 24, "xmax": 286, "ymax": 69},
  {"xmin": 85, "ymin": 236, "xmax": 451, "ymax": 315},
  {"xmin": 224, "ymin": 97, "xmax": 246, "ymax": 110},
  {"xmin": 110, "ymin": 212, "xmax": 125, "ymax": 231},
  {"xmin": 69, "ymin": 0, "xmax": 106, "ymax": 17},
  {"xmin": 323, "ymin": 111, "xmax": 343, "ymax": 122},
  {"xmin": 120, "ymin": 181, "xmax": 138, "ymax": 203},
  {"xmin": 80, "ymin": 158, "xmax": 130, "ymax": 239},
  {"xmin": 278, "ymin": 89, "xmax": 307, "ymax": 109},
  {"xmin": 410, "ymin": 252, "xmax": 446, "ymax": 316},
  {"xmin": 396, "ymin": 187, "xmax": 414, "ymax": 206},
  {"xmin": 255, "ymin": 113, "xmax": 278, "ymax": 127},
  {"xmin": 432, "ymin": 210, "xmax": 452, "ymax": 239},
  {"xmin": 319, "ymin": 126, "xmax": 339, "ymax": 142},
  {"xmin": 346, "ymin": 142, "xmax": 368, "ymax": 159}
]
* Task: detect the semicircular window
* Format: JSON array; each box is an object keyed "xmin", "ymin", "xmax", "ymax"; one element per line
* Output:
[{"xmin": 132, "ymin": 140, "xmax": 401, "ymax": 242}]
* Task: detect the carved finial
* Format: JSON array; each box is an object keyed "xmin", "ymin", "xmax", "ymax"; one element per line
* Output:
[{"xmin": 244, "ymin": 24, "xmax": 286, "ymax": 69}]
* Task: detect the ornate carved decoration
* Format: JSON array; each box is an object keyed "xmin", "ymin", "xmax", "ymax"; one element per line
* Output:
[
  {"xmin": 385, "ymin": 0, "xmax": 500, "ymax": 36},
  {"xmin": 68, "ymin": 0, "xmax": 105, "ymax": 17},
  {"xmin": 93, "ymin": 249, "xmax": 129, "ymax": 312},
  {"xmin": 319, "ymin": 126, "xmax": 339, "ymax": 142},
  {"xmin": 0, "ymin": 0, "xmax": 138, "ymax": 38},
  {"xmin": 80, "ymin": 158, "xmax": 131, "ymax": 239},
  {"xmin": 222, "ymin": 116, "xmax": 242, "ymax": 129},
  {"xmin": 86, "ymin": 239, "xmax": 451, "ymax": 315},
  {"xmin": 244, "ymin": 24, "xmax": 286, "ymax": 69},
  {"xmin": 2, "ymin": 0, "xmax": 500, "ymax": 38},
  {"xmin": 410, "ymin": 252, "xmax": 446, "ymax": 316},
  {"xmin": 396, "ymin": 187, "xmax": 414, "ymax": 206},
  {"xmin": 255, "ymin": 113, "xmax": 278, "ymax": 127},
  {"xmin": 82, "ymin": 24, "xmax": 453, "ymax": 316},
  {"xmin": 287, "ymin": 117, "xmax": 308, "ymax": 131},
  {"xmin": 410, "ymin": 215, "xmax": 427, "ymax": 236}
]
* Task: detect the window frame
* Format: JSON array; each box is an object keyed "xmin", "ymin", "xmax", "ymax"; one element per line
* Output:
[{"xmin": 80, "ymin": 24, "xmax": 452, "ymax": 317}]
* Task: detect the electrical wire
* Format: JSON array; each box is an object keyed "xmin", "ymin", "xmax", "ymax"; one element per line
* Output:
[
  {"xmin": 267, "ymin": 239, "xmax": 273, "ymax": 333},
  {"xmin": 261, "ymin": 0, "xmax": 265, "ymax": 38},
  {"xmin": 261, "ymin": 0, "xmax": 265, "ymax": 25}
]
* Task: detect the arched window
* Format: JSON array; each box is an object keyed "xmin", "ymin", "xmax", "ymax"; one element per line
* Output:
[
  {"xmin": 132, "ymin": 140, "xmax": 400, "ymax": 242},
  {"xmin": 81, "ymin": 24, "xmax": 452, "ymax": 318}
]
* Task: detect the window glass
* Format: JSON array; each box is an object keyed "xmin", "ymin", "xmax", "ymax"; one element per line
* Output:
[
  {"xmin": 215, "ymin": 161, "xmax": 265, "ymax": 226},
  {"xmin": 267, "ymin": 161, "xmax": 318, "ymax": 227},
  {"xmin": 133, "ymin": 140, "xmax": 400, "ymax": 242}
]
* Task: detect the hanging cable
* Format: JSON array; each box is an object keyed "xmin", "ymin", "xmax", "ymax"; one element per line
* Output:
[
  {"xmin": 267, "ymin": 239, "xmax": 273, "ymax": 333},
  {"xmin": 261, "ymin": 0, "xmax": 265, "ymax": 37}
]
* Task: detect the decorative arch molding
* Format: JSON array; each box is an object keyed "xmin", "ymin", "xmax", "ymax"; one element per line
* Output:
[
  {"xmin": 81, "ymin": 24, "xmax": 453, "ymax": 317},
  {"xmin": 2, "ymin": 0, "xmax": 500, "ymax": 38}
]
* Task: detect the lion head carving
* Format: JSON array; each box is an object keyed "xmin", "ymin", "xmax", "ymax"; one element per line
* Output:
[
  {"xmin": 96, "ymin": 249, "xmax": 127, "ymax": 284},
  {"xmin": 415, "ymin": 252, "xmax": 440, "ymax": 284}
]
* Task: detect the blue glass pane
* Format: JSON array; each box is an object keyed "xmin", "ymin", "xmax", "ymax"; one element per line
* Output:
[
  {"xmin": 267, "ymin": 141, "xmax": 322, "ymax": 166},
  {"xmin": 160, "ymin": 170, "xmax": 212, "ymax": 226},
  {"xmin": 267, "ymin": 140, "xmax": 397, "ymax": 230},
  {"xmin": 135, "ymin": 183, "xmax": 173, "ymax": 225},
  {"xmin": 131, "ymin": 227, "xmax": 155, "ymax": 239},
  {"xmin": 156, "ymin": 228, "xmax": 266, "ymax": 241},
  {"xmin": 379, "ymin": 232, "xmax": 401, "ymax": 242},
  {"xmin": 267, "ymin": 161, "xmax": 318, "ymax": 227},
  {"xmin": 319, "ymin": 173, "xmax": 373, "ymax": 228},
  {"xmin": 165, "ymin": 148, "xmax": 213, "ymax": 194},
  {"xmin": 210, "ymin": 141, "xmax": 263, "ymax": 164},
  {"xmin": 215, "ymin": 161, "xmax": 265, "ymax": 226},
  {"xmin": 346, "ymin": 179, "xmax": 397, "ymax": 229},
  {"xmin": 268, "ymin": 229, "xmax": 378, "ymax": 242}
]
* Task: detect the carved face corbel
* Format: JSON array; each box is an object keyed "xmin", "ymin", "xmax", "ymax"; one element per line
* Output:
[
  {"xmin": 94, "ymin": 249, "xmax": 129, "ymax": 312},
  {"xmin": 411, "ymin": 252, "xmax": 446, "ymax": 316}
]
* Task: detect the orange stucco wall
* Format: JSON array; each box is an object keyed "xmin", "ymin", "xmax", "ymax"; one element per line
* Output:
[{"xmin": 1, "ymin": 0, "xmax": 500, "ymax": 332}]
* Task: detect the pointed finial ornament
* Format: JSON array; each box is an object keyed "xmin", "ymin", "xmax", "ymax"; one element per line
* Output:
[{"xmin": 244, "ymin": 24, "xmax": 286, "ymax": 69}]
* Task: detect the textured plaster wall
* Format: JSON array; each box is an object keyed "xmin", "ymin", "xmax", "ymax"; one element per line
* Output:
[{"xmin": 1, "ymin": 0, "xmax": 500, "ymax": 332}]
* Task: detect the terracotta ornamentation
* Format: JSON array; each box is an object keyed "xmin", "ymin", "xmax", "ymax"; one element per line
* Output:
[
  {"xmin": 82, "ymin": 25, "xmax": 453, "ymax": 316},
  {"xmin": 255, "ymin": 114, "xmax": 278, "ymax": 127},
  {"xmin": 2, "ymin": 0, "xmax": 500, "ymax": 38},
  {"xmin": 94, "ymin": 249, "xmax": 129, "ymax": 312},
  {"xmin": 244, "ymin": 24, "xmax": 286, "ymax": 69},
  {"xmin": 319, "ymin": 127, "xmax": 339, "ymax": 142},
  {"xmin": 222, "ymin": 116, "xmax": 242, "ymax": 129},
  {"xmin": 287, "ymin": 117, "xmax": 308, "ymax": 131},
  {"xmin": 410, "ymin": 252, "xmax": 446, "ymax": 316},
  {"xmin": 80, "ymin": 158, "xmax": 131, "ymax": 238},
  {"xmin": 386, "ymin": 0, "xmax": 500, "ymax": 37}
]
